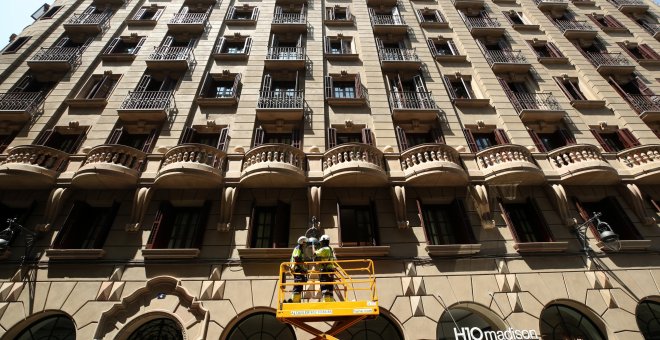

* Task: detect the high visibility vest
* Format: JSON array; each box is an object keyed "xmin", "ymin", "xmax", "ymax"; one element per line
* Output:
[
  {"xmin": 290, "ymin": 245, "xmax": 307, "ymax": 271},
  {"xmin": 315, "ymin": 246, "xmax": 335, "ymax": 270}
]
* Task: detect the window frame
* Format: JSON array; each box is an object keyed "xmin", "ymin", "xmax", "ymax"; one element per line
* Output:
[
  {"xmin": 337, "ymin": 203, "xmax": 379, "ymax": 247},
  {"xmin": 499, "ymin": 198, "xmax": 554, "ymax": 243},
  {"xmin": 53, "ymin": 201, "xmax": 119, "ymax": 249},
  {"xmin": 40, "ymin": 5, "xmax": 63, "ymax": 20},
  {"xmin": 2, "ymin": 36, "xmax": 31, "ymax": 54},
  {"xmin": 146, "ymin": 201, "xmax": 211, "ymax": 250},
  {"xmin": 418, "ymin": 199, "xmax": 475, "ymax": 245},
  {"xmin": 248, "ymin": 202, "xmax": 290, "ymax": 249}
]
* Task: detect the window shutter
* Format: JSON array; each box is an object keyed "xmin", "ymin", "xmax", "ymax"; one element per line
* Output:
[
  {"xmin": 106, "ymin": 127, "xmax": 124, "ymax": 144},
  {"xmin": 326, "ymin": 7, "xmax": 334, "ymax": 20},
  {"xmin": 498, "ymin": 200, "xmax": 520, "ymax": 242},
  {"xmin": 241, "ymin": 37, "xmax": 252, "ymax": 54},
  {"xmin": 395, "ymin": 126, "xmax": 409, "ymax": 151},
  {"xmin": 162, "ymin": 35, "xmax": 174, "ymax": 48},
  {"xmin": 527, "ymin": 128, "xmax": 547, "ymax": 152},
  {"xmin": 327, "ymin": 127, "xmax": 337, "ymax": 149},
  {"xmin": 336, "ymin": 202, "xmax": 343, "ymax": 247},
  {"xmin": 92, "ymin": 75, "xmax": 115, "ymax": 99},
  {"xmin": 82, "ymin": 37, "xmax": 94, "ymax": 51},
  {"xmin": 214, "ymin": 36, "xmax": 226, "ymax": 54},
  {"xmin": 261, "ymin": 74, "xmax": 272, "ymax": 93},
  {"xmin": 142, "ymin": 128, "xmax": 158, "ymax": 153},
  {"xmin": 198, "ymin": 73, "xmax": 213, "ymax": 98},
  {"xmin": 133, "ymin": 8, "xmax": 146, "ymax": 20},
  {"xmin": 574, "ymin": 198, "xmax": 592, "ymax": 225},
  {"xmin": 362, "ymin": 128, "xmax": 374, "ymax": 146},
  {"xmin": 416, "ymin": 199, "xmax": 431, "ymax": 244},
  {"xmin": 375, "ymin": 37, "xmax": 384, "ymax": 52},
  {"xmin": 232, "ymin": 74, "xmax": 241, "ymax": 97},
  {"xmin": 217, "ymin": 127, "xmax": 229, "ymax": 151},
  {"xmin": 252, "ymin": 7, "xmax": 259, "ymax": 21},
  {"xmin": 633, "ymin": 77, "xmax": 655, "ymax": 96},
  {"xmin": 68, "ymin": 131, "xmax": 86, "ymax": 154},
  {"xmin": 431, "ymin": 127, "xmax": 445, "ymax": 144},
  {"xmin": 369, "ymin": 201, "xmax": 380, "ymax": 246},
  {"xmin": 463, "ymin": 129, "xmax": 478, "ymax": 153},
  {"xmin": 608, "ymin": 76, "xmax": 630, "ymax": 99},
  {"xmin": 92, "ymin": 202, "xmax": 120, "ymax": 249},
  {"xmin": 558, "ymin": 129, "xmax": 576, "ymax": 145},
  {"xmin": 103, "ymin": 38, "xmax": 120, "ymax": 55},
  {"xmin": 604, "ymin": 15, "xmax": 624, "ymax": 28},
  {"xmin": 179, "ymin": 126, "xmax": 196, "ymax": 144},
  {"xmin": 502, "ymin": 11, "xmax": 515, "ymax": 25},
  {"xmin": 12, "ymin": 75, "xmax": 33, "ymax": 93},
  {"xmin": 480, "ymin": 10, "xmax": 491, "ymax": 19},
  {"xmin": 55, "ymin": 37, "xmax": 70, "ymax": 48},
  {"xmin": 554, "ymin": 77, "xmax": 576, "ymax": 101},
  {"xmin": 415, "ymin": 9, "xmax": 423, "ymax": 23},
  {"xmin": 494, "ymin": 129, "xmax": 511, "ymax": 145},
  {"xmin": 590, "ymin": 129, "xmax": 614, "ymax": 152},
  {"xmin": 324, "ymin": 36, "xmax": 330, "ymax": 54},
  {"xmin": 617, "ymin": 128, "xmax": 640, "ymax": 148},
  {"xmin": 355, "ymin": 73, "xmax": 363, "ymax": 99},
  {"xmin": 426, "ymin": 39, "xmax": 438, "ymax": 56},
  {"xmin": 587, "ymin": 14, "xmax": 602, "ymax": 28},
  {"xmin": 134, "ymin": 37, "xmax": 146, "ymax": 55},
  {"xmin": 33, "ymin": 129, "xmax": 54, "ymax": 145},
  {"xmin": 435, "ymin": 10, "xmax": 444, "ymax": 23},
  {"xmin": 274, "ymin": 202, "xmax": 290, "ymax": 248},
  {"xmin": 179, "ymin": 6, "xmax": 189, "ymax": 15},
  {"xmin": 135, "ymin": 75, "xmax": 151, "ymax": 92},
  {"xmin": 253, "ymin": 127, "xmax": 265, "ymax": 147},
  {"xmin": 192, "ymin": 201, "xmax": 212, "ymax": 249},
  {"xmin": 153, "ymin": 8, "xmax": 164, "ymax": 21},
  {"xmin": 451, "ymin": 199, "xmax": 476, "ymax": 243},
  {"xmin": 146, "ymin": 202, "xmax": 171, "ymax": 249},
  {"xmin": 638, "ymin": 44, "xmax": 660, "ymax": 60},
  {"xmin": 546, "ymin": 42, "xmax": 563, "ymax": 58},
  {"xmin": 53, "ymin": 201, "xmax": 87, "ymax": 249},
  {"xmin": 498, "ymin": 77, "xmax": 520, "ymax": 109},
  {"xmin": 226, "ymin": 7, "xmax": 235, "ymax": 20},
  {"xmin": 324, "ymin": 75, "xmax": 333, "ymax": 99},
  {"xmin": 0, "ymin": 131, "xmax": 16, "ymax": 153},
  {"xmin": 291, "ymin": 128, "xmax": 301, "ymax": 149},
  {"xmin": 528, "ymin": 197, "xmax": 554, "ymax": 242},
  {"xmin": 443, "ymin": 76, "xmax": 458, "ymax": 99},
  {"xmin": 413, "ymin": 75, "xmax": 427, "ymax": 93}
]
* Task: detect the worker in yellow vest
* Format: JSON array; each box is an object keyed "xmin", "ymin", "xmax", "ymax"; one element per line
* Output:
[
  {"xmin": 289, "ymin": 236, "xmax": 308, "ymax": 303},
  {"xmin": 315, "ymin": 234, "xmax": 336, "ymax": 302}
]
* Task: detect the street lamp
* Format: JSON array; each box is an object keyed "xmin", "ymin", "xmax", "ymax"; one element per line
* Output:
[
  {"xmin": 0, "ymin": 218, "xmax": 38, "ymax": 262},
  {"xmin": 574, "ymin": 212, "xmax": 620, "ymax": 257}
]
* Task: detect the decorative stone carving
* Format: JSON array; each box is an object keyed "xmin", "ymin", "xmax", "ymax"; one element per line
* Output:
[
  {"xmin": 126, "ymin": 187, "xmax": 152, "ymax": 232},
  {"xmin": 391, "ymin": 186, "xmax": 408, "ymax": 229},
  {"xmin": 218, "ymin": 186, "xmax": 237, "ymax": 231},
  {"xmin": 549, "ymin": 184, "xmax": 575, "ymax": 227},
  {"xmin": 469, "ymin": 185, "xmax": 494, "ymax": 229},
  {"xmin": 308, "ymin": 186, "xmax": 321, "ymax": 222},
  {"xmin": 620, "ymin": 183, "xmax": 656, "ymax": 225},
  {"xmin": 36, "ymin": 188, "xmax": 69, "ymax": 231}
]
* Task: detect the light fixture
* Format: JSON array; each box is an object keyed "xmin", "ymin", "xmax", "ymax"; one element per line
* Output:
[
  {"xmin": 574, "ymin": 212, "xmax": 621, "ymax": 256},
  {"xmin": 0, "ymin": 218, "xmax": 38, "ymax": 262}
]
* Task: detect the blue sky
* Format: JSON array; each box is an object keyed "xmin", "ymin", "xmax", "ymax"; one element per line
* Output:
[{"xmin": 0, "ymin": 1, "xmax": 52, "ymax": 47}]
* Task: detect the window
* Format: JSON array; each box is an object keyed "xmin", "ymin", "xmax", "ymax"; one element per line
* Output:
[
  {"xmin": 107, "ymin": 126, "xmax": 159, "ymax": 152},
  {"xmin": 199, "ymin": 73, "xmax": 241, "ymax": 99},
  {"xmin": 463, "ymin": 129, "xmax": 510, "ymax": 152},
  {"xmin": 339, "ymin": 204, "xmax": 378, "ymax": 246},
  {"xmin": 253, "ymin": 127, "xmax": 300, "ymax": 148},
  {"xmin": 415, "ymin": 8, "xmax": 447, "ymax": 26},
  {"xmin": 324, "ymin": 73, "xmax": 365, "ymax": 101},
  {"xmin": 527, "ymin": 40, "xmax": 566, "ymax": 61},
  {"xmin": 395, "ymin": 126, "xmax": 444, "ymax": 151},
  {"xmin": 326, "ymin": 6, "xmax": 352, "ymax": 22},
  {"xmin": 0, "ymin": 132, "xmax": 18, "ymax": 153},
  {"xmin": 0, "ymin": 203, "xmax": 34, "ymax": 235},
  {"xmin": 128, "ymin": 318, "xmax": 183, "ymax": 340},
  {"xmin": 500, "ymin": 199, "xmax": 554, "ymax": 243},
  {"xmin": 40, "ymin": 5, "xmax": 63, "ymax": 19},
  {"xmin": 636, "ymin": 300, "xmax": 660, "ymax": 340},
  {"xmin": 73, "ymin": 73, "xmax": 120, "ymax": 100},
  {"xmin": 8, "ymin": 74, "xmax": 55, "ymax": 94},
  {"xmin": 225, "ymin": 6, "xmax": 259, "ymax": 22},
  {"xmin": 576, "ymin": 197, "xmax": 643, "ymax": 240},
  {"xmin": 2, "ymin": 36, "xmax": 30, "ymax": 54},
  {"xmin": 503, "ymin": 10, "xmax": 534, "ymax": 27},
  {"xmin": 34, "ymin": 128, "xmax": 87, "ymax": 154},
  {"xmin": 179, "ymin": 126, "xmax": 229, "ymax": 150},
  {"xmin": 102, "ymin": 36, "xmax": 146, "ymax": 56},
  {"xmin": 15, "ymin": 315, "xmax": 75, "ymax": 340},
  {"xmin": 250, "ymin": 203, "xmax": 290, "ymax": 248},
  {"xmin": 128, "ymin": 6, "xmax": 164, "ymax": 23},
  {"xmin": 135, "ymin": 75, "xmax": 178, "ymax": 92},
  {"xmin": 53, "ymin": 201, "xmax": 119, "ymax": 249},
  {"xmin": 587, "ymin": 14, "xmax": 627, "ymax": 31},
  {"xmin": 427, "ymin": 38, "xmax": 460, "ymax": 57},
  {"xmin": 591, "ymin": 128, "xmax": 639, "ymax": 152},
  {"xmin": 540, "ymin": 305, "xmax": 605, "ymax": 340},
  {"xmin": 443, "ymin": 76, "xmax": 478, "ymax": 100},
  {"xmin": 419, "ymin": 200, "xmax": 474, "ymax": 245},
  {"xmin": 527, "ymin": 127, "xmax": 575, "ymax": 152},
  {"xmin": 619, "ymin": 42, "xmax": 660, "ymax": 63},
  {"xmin": 327, "ymin": 127, "xmax": 374, "ymax": 148},
  {"xmin": 226, "ymin": 312, "xmax": 295, "ymax": 340},
  {"xmin": 146, "ymin": 202, "xmax": 211, "ymax": 249},
  {"xmin": 554, "ymin": 77, "xmax": 589, "ymax": 101},
  {"xmin": 324, "ymin": 36, "xmax": 353, "ymax": 54}
]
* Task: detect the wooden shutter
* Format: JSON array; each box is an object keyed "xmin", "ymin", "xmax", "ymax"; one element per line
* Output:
[
  {"xmin": 413, "ymin": 75, "xmax": 427, "ymax": 93},
  {"xmin": 92, "ymin": 202, "xmax": 120, "ymax": 249},
  {"xmin": 153, "ymin": 8, "xmax": 164, "ymax": 20},
  {"xmin": 450, "ymin": 199, "xmax": 476, "ymax": 243},
  {"xmin": 558, "ymin": 129, "xmax": 576, "ymax": 145},
  {"xmin": 142, "ymin": 128, "xmax": 158, "ymax": 152},
  {"xmin": 546, "ymin": 42, "xmax": 563, "ymax": 58},
  {"xmin": 574, "ymin": 198, "xmax": 592, "ymax": 224},
  {"xmin": 527, "ymin": 128, "xmax": 547, "ymax": 152},
  {"xmin": 103, "ymin": 38, "xmax": 120, "ymax": 54},
  {"xmin": 362, "ymin": 128, "xmax": 374, "ymax": 146},
  {"xmin": 443, "ymin": 76, "xmax": 458, "ymax": 99},
  {"xmin": 324, "ymin": 36, "xmax": 331, "ymax": 54},
  {"xmin": 395, "ymin": 126, "xmax": 409, "ymax": 151},
  {"xmin": 326, "ymin": 7, "xmax": 334, "ymax": 20},
  {"xmin": 498, "ymin": 200, "xmax": 520, "ymax": 242},
  {"xmin": 243, "ymin": 37, "xmax": 252, "ymax": 54},
  {"xmin": 431, "ymin": 128, "xmax": 445, "ymax": 144},
  {"xmin": 604, "ymin": 15, "xmax": 624, "ymax": 28},
  {"xmin": 0, "ymin": 131, "xmax": 16, "ymax": 153},
  {"xmin": 12, "ymin": 75, "xmax": 33, "ymax": 93},
  {"xmin": 554, "ymin": 77, "xmax": 577, "ymax": 101},
  {"xmin": 261, "ymin": 74, "xmax": 272, "ymax": 93},
  {"xmin": 416, "ymin": 199, "xmax": 431, "ymax": 244},
  {"xmin": 55, "ymin": 37, "xmax": 70, "ymax": 48},
  {"xmin": 638, "ymin": 44, "xmax": 660, "ymax": 60},
  {"xmin": 498, "ymin": 77, "xmax": 520, "ymax": 109},
  {"xmin": 435, "ymin": 10, "xmax": 444, "ymax": 23},
  {"xmin": 369, "ymin": 201, "xmax": 380, "ymax": 246},
  {"xmin": 135, "ymin": 75, "xmax": 151, "ymax": 92},
  {"xmin": 494, "ymin": 129, "xmax": 511, "ymax": 144},
  {"xmin": 33, "ymin": 129, "xmax": 54, "ymax": 145},
  {"xmin": 81, "ymin": 37, "xmax": 94, "ymax": 51},
  {"xmin": 133, "ymin": 8, "xmax": 146, "ymax": 20},
  {"xmin": 355, "ymin": 73, "xmax": 363, "ymax": 99},
  {"xmin": 225, "ymin": 7, "xmax": 235, "ymax": 20},
  {"xmin": 82, "ymin": 6, "xmax": 96, "ymax": 15},
  {"xmin": 146, "ymin": 202, "xmax": 172, "ymax": 249},
  {"xmin": 70, "ymin": 130, "xmax": 86, "ymax": 154},
  {"xmin": 179, "ymin": 126, "xmax": 196, "ymax": 144},
  {"xmin": 106, "ymin": 127, "xmax": 124, "ymax": 144},
  {"xmin": 633, "ymin": 77, "xmax": 655, "ymax": 96},
  {"xmin": 217, "ymin": 127, "xmax": 229, "ymax": 151},
  {"xmin": 617, "ymin": 128, "xmax": 640, "ymax": 148},
  {"xmin": 274, "ymin": 202, "xmax": 290, "ymax": 248},
  {"xmin": 231, "ymin": 74, "xmax": 241, "ymax": 97},
  {"xmin": 198, "ymin": 73, "xmax": 213, "ymax": 98},
  {"xmin": 327, "ymin": 127, "xmax": 337, "ymax": 149},
  {"xmin": 336, "ymin": 202, "xmax": 344, "ymax": 247},
  {"xmin": 463, "ymin": 128, "xmax": 478, "ymax": 153},
  {"xmin": 324, "ymin": 75, "xmax": 333, "ymax": 99},
  {"xmin": 161, "ymin": 35, "xmax": 174, "ymax": 49},
  {"xmin": 251, "ymin": 7, "xmax": 259, "ymax": 21},
  {"xmin": 92, "ymin": 75, "xmax": 115, "ymax": 99},
  {"xmin": 134, "ymin": 37, "xmax": 146, "ymax": 55},
  {"xmin": 528, "ymin": 197, "xmax": 553, "ymax": 242},
  {"xmin": 192, "ymin": 201, "xmax": 212, "ymax": 249},
  {"xmin": 291, "ymin": 128, "xmax": 301, "ymax": 149},
  {"xmin": 53, "ymin": 201, "xmax": 88, "ymax": 249},
  {"xmin": 426, "ymin": 39, "xmax": 438, "ymax": 56},
  {"xmin": 215, "ymin": 36, "xmax": 226, "ymax": 54},
  {"xmin": 608, "ymin": 76, "xmax": 630, "ymax": 100},
  {"xmin": 415, "ymin": 9, "xmax": 423, "ymax": 23},
  {"xmin": 590, "ymin": 129, "xmax": 614, "ymax": 152},
  {"xmin": 253, "ymin": 127, "xmax": 265, "ymax": 147}
]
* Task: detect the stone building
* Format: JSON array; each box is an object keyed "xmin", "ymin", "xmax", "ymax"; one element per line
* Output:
[{"xmin": 0, "ymin": 0, "xmax": 659, "ymax": 338}]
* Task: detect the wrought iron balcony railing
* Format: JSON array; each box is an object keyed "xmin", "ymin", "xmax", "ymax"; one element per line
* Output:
[
  {"xmin": 31, "ymin": 47, "xmax": 82, "ymax": 63},
  {"xmin": 0, "ymin": 92, "xmax": 44, "ymax": 113},
  {"xmin": 370, "ymin": 14, "xmax": 406, "ymax": 26},
  {"xmin": 272, "ymin": 13, "xmax": 306, "ymax": 24},
  {"xmin": 389, "ymin": 91, "xmax": 437, "ymax": 110},
  {"xmin": 483, "ymin": 49, "xmax": 528, "ymax": 66},
  {"xmin": 378, "ymin": 48, "xmax": 420, "ymax": 62},
  {"xmin": 534, "ymin": 0, "xmax": 569, "ymax": 5},
  {"xmin": 553, "ymin": 19, "xmax": 594, "ymax": 32},
  {"xmin": 584, "ymin": 51, "xmax": 631, "ymax": 68},
  {"xmin": 624, "ymin": 94, "xmax": 660, "ymax": 114},
  {"xmin": 640, "ymin": 22, "xmax": 660, "ymax": 36},
  {"xmin": 169, "ymin": 12, "xmax": 209, "ymax": 25},
  {"xmin": 506, "ymin": 92, "xmax": 562, "ymax": 113},
  {"xmin": 258, "ymin": 90, "xmax": 304, "ymax": 109},
  {"xmin": 608, "ymin": 0, "xmax": 646, "ymax": 6},
  {"xmin": 266, "ymin": 47, "xmax": 305, "ymax": 60},
  {"xmin": 120, "ymin": 91, "xmax": 174, "ymax": 111},
  {"xmin": 66, "ymin": 12, "xmax": 111, "ymax": 27},
  {"xmin": 148, "ymin": 46, "xmax": 196, "ymax": 65},
  {"xmin": 464, "ymin": 17, "xmax": 501, "ymax": 30}
]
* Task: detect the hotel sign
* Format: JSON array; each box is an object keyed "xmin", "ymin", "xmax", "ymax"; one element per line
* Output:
[{"xmin": 454, "ymin": 327, "xmax": 539, "ymax": 340}]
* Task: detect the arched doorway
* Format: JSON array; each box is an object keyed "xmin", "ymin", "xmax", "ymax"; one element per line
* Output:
[
  {"xmin": 436, "ymin": 304, "xmax": 506, "ymax": 340},
  {"xmin": 126, "ymin": 318, "xmax": 183, "ymax": 340},
  {"xmin": 333, "ymin": 313, "xmax": 404, "ymax": 340},
  {"xmin": 15, "ymin": 314, "xmax": 76, "ymax": 340},
  {"xmin": 540, "ymin": 304, "xmax": 605, "ymax": 340},
  {"xmin": 636, "ymin": 299, "xmax": 660, "ymax": 339},
  {"xmin": 225, "ymin": 311, "xmax": 296, "ymax": 340}
]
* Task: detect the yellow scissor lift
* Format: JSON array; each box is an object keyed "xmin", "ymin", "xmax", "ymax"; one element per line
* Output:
[{"xmin": 276, "ymin": 259, "xmax": 379, "ymax": 340}]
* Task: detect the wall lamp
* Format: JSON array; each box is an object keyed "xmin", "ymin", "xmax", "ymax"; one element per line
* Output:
[
  {"xmin": 0, "ymin": 218, "xmax": 39, "ymax": 262},
  {"xmin": 574, "ymin": 212, "xmax": 620, "ymax": 256}
]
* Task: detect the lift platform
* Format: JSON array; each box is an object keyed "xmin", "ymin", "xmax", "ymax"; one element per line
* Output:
[{"xmin": 276, "ymin": 259, "xmax": 379, "ymax": 340}]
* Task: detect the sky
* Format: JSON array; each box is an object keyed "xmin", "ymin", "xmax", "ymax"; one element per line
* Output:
[{"xmin": 0, "ymin": 1, "xmax": 52, "ymax": 47}]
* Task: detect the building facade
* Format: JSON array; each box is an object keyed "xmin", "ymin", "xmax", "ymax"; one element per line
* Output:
[{"xmin": 0, "ymin": 0, "xmax": 659, "ymax": 338}]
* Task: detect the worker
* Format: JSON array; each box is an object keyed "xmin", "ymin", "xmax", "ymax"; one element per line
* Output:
[
  {"xmin": 289, "ymin": 236, "xmax": 308, "ymax": 303},
  {"xmin": 315, "ymin": 234, "xmax": 336, "ymax": 302}
]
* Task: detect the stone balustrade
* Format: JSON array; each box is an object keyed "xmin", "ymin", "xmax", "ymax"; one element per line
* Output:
[
  {"xmin": 82, "ymin": 145, "xmax": 146, "ymax": 171},
  {"xmin": 162, "ymin": 144, "xmax": 226, "ymax": 170},
  {"xmin": 617, "ymin": 145, "xmax": 660, "ymax": 169},
  {"xmin": 400, "ymin": 144, "xmax": 461, "ymax": 170},
  {"xmin": 323, "ymin": 143, "xmax": 384, "ymax": 171},
  {"xmin": 547, "ymin": 144, "xmax": 605, "ymax": 169},
  {"xmin": 476, "ymin": 145, "xmax": 535, "ymax": 169},
  {"xmin": 2, "ymin": 145, "xmax": 69, "ymax": 171},
  {"xmin": 242, "ymin": 144, "xmax": 305, "ymax": 172}
]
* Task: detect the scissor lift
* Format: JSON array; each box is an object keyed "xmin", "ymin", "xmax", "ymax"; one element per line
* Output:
[{"xmin": 276, "ymin": 259, "xmax": 379, "ymax": 340}]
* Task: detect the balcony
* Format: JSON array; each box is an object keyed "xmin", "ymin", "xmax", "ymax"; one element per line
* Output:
[
  {"xmin": 400, "ymin": 144, "xmax": 467, "ymax": 186},
  {"xmin": 0, "ymin": 92, "xmax": 44, "ymax": 122},
  {"xmin": 452, "ymin": 0, "xmax": 485, "ymax": 9},
  {"xmin": 617, "ymin": 145, "xmax": 660, "ymax": 184},
  {"xmin": 167, "ymin": 12, "xmax": 210, "ymax": 35},
  {"xmin": 624, "ymin": 94, "xmax": 660, "ymax": 122},
  {"xmin": 370, "ymin": 15, "xmax": 407, "ymax": 35},
  {"xmin": 640, "ymin": 22, "xmax": 660, "ymax": 39},
  {"xmin": 271, "ymin": 13, "xmax": 307, "ymax": 33},
  {"xmin": 92, "ymin": 0, "xmax": 127, "ymax": 6},
  {"xmin": 464, "ymin": 17, "xmax": 505, "ymax": 36},
  {"xmin": 27, "ymin": 47, "xmax": 82, "ymax": 74},
  {"xmin": 584, "ymin": 52, "xmax": 634, "ymax": 74},
  {"xmin": 484, "ymin": 50, "xmax": 531, "ymax": 73},
  {"xmin": 72, "ymin": 145, "xmax": 146, "ymax": 189},
  {"xmin": 63, "ymin": 12, "xmax": 111, "ymax": 35},
  {"xmin": 146, "ymin": 46, "xmax": 196, "ymax": 71},
  {"xmin": 118, "ymin": 91, "xmax": 175, "ymax": 121},
  {"xmin": 256, "ymin": 91, "xmax": 304, "ymax": 120},
  {"xmin": 264, "ymin": 47, "xmax": 306, "ymax": 70},
  {"xmin": 607, "ymin": 0, "xmax": 648, "ymax": 13},
  {"xmin": 506, "ymin": 92, "xmax": 565, "ymax": 122},
  {"xmin": 378, "ymin": 48, "xmax": 422, "ymax": 71},
  {"xmin": 546, "ymin": 144, "xmax": 618, "ymax": 184},
  {"xmin": 475, "ymin": 145, "xmax": 544, "ymax": 184},
  {"xmin": 389, "ymin": 91, "xmax": 439, "ymax": 121},
  {"xmin": 534, "ymin": 0, "xmax": 569, "ymax": 10},
  {"xmin": 155, "ymin": 144, "xmax": 226, "ymax": 188},
  {"xmin": 322, "ymin": 143, "xmax": 387, "ymax": 187},
  {"xmin": 241, "ymin": 144, "xmax": 306, "ymax": 188},
  {"xmin": 0, "ymin": 146, "xmax": 69, "ymax": 189},
  {"xmin": 554, "ymin": 20, "xmax": 597, "ymax": 39}
]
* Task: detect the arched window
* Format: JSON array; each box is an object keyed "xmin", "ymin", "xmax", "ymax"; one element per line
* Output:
[
  {"xmin": 226, "ymin": 312, "xmax": 295, "ymax": 340},
  {"xmin": 127, "ymin": 318, "xmax": 183, "ymax": 340},
  {"xmin": 334, "ymin": 314, "xmax": 403, "ymax": 340},
  {"xmin": 16, "ymin": 314, "xmax": 76, "ymax": 340},
  {"xmin": 437, "ymin": 306, "xmax": 504, "ymax": 340},
  {"xmin": 540, "ymin": 304, "xmax": 605, "ymax": 340},
  {"xmin": 636, "ymin": 300, "xmax": 660, "ymax": 339}
]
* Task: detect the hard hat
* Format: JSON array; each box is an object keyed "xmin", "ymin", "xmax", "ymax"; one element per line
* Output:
[
  {"xmin": 307, "ymin": 237, "xmax": 318, "ymax": 245},
  {"xmin": 297, "ymin": 236, "xmax": 307, "ymax": 245},
  {"xmin": 320, "ymin": 235, "xmax": 330, "ymax": 242}
]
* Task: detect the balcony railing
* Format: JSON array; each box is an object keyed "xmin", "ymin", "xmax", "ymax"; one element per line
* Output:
[
  {"xmin": 506, "ymin": 92, "xmax": 562, "ymax": 113},
  {"xmin": 617, "ymin": 145, "xmax": 660, "ymax": 170},
  {"xmin": 322, "ymin": 144, "xmax": 385, "ymax": 171},
  {"xmin": 272, "ymin": 13, "xmax": 306, "ymax": 24},
  {"xmin": 553, "ymin": 19, "xmax": 594, "ymax": 32},
  {"xmin": 0, "ymin": 92, "xmax": 44, "ymax": 113},
  {"xmin": 400, "ymin": 144, "xmax": 462, "ymax": 171},
  {"xmin": 608, "ymin": 0, "xmax": 646, "ymax": 6},
  {"xmin": 148, "ymin": 46, "xmax": 196, "ymax": 64},
  {"xmin": 640, "ymin": 22, "xmax": 660, "ymax": 36},
  {"xmin": 484, "ymin": 49, "xmax": 528, "ymax": 65},
  {"xmin": 169, "ymin": 12, "xmax": 209, "ymax": 24},
  {"xmin": 584, "ymin": 51, "xmax": 631, "ymax": 67},
  {"xmin": 624, "ymin": 94, "xmax": 660, "ymax": 114},
  {"xmin": 120, "ymin": 91, "xmax": 174, "ymax": 111},
  {"xmin": 31, "ymin": 47, "xmax": 82, "ymax": 63},
  {"xmin": 258, "ymin": 90, "xmax": 304, "ymax": 109},
  {"xmin": 2, "ymin": 146, "xmax": 70, "ymax": 172},
  {"xmin": 370, "ymin": 14, "xmax": 406, "ymax": 26},
  {"xmin": 266, "ymin": 47, "xmax": 305, "ymax": 60},
  {"xmin": 66, "ymin": 12, "xmax": 111, "ymax": 27},
  {"xmin": 547, "ymin": 144, "xmax": 606, "ymax": 169},
  {"xmin": 242, "ymin": 144, "xmax": 306, "ymax": 172},
  {"xmin": 476, "ymin": 145, "xmax": 535, "ymax": 170},
  {"xmin": 162, "ymin": 144, "xmax": 226, "ymax": 171},
  {"xmin": 464, "ymin": 17, "xmax": 501, "ymax": 30},
  {"xmin": 389, "ymin": 91, "xmax": 437, "ymax": 110},
  {"xmin": 378, "ymin": 48, "xmax": 420, "ymax": 62},
  {"xmin": 534, "ymin": 0, "xmax": 569, "ymax": 3},
  {"xmin": 82, "ymin": 145, "xmax": 146, "ymax": 172}
]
